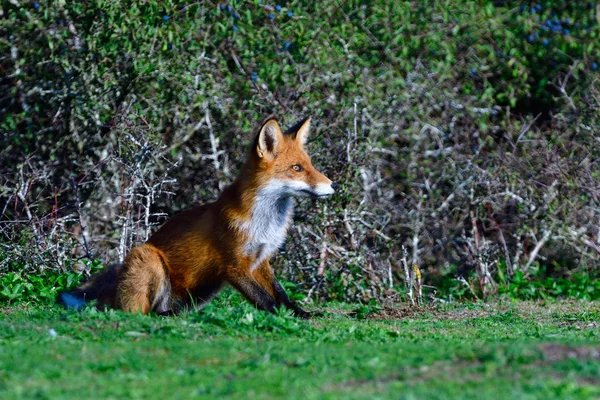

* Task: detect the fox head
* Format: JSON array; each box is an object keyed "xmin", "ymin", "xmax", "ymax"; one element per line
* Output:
[{"xmin": 250, "ymin": 117, "xmax": 337, "ymax": 199}]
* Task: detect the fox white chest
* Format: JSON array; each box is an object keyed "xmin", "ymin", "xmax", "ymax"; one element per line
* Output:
[{"xmin": 239, "ymin": 194, "xmax": 294, "ymax": 270}]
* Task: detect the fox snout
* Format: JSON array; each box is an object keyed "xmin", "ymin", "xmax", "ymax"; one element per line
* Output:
[
  {"xmin": 310, "ymin": 180, "xmax": 338, "ymax": 199},
  {"xmin": 280, "ymin": 175, "xmax": 337, "ymax": 199}
]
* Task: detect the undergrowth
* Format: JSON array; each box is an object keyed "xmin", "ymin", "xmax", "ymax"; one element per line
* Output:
[{"xmin": 1, "ymin": 0, "xmax": 599, "ymax": 303}]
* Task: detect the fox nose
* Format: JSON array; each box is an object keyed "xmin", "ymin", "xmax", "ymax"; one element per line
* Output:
[{"xmin": 331, "ymin": 182, "xmax": 339, "ymax": 191}]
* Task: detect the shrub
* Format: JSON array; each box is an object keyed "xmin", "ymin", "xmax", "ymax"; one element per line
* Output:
[{"xmin": 1, "ymin": 0, "xmax": 599, "ymax": 304}]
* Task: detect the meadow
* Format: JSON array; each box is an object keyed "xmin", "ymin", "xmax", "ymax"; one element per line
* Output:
[
  {"xmin": 1, "ymin": 294, "xmax": 599, "ymax": 399},
  {"xmin": 1, "ymin": 1, "xmax": 600, "ymax": 398}
]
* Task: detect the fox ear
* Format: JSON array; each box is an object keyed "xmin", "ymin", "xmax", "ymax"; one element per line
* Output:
[
  {"xmin": 257, "ymin": 119, "xmax": 283, "ymax": 160},
  {"xmin": 294, "ymin": 116, "xmax": 311, "ymax": 147}
]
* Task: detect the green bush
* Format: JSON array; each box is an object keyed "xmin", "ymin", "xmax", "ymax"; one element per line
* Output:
[
  {"xmin": 500, "ymin": 269, "xmax": 600, "ymax": 301},
  {"xmin": 1, "ymin": 0, "xmax": 599, "ymax": 304}
]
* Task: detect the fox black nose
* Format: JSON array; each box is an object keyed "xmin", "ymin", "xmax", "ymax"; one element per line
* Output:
[{"xmin": 331, "ymin": 182, "xmax": 339, "ymax": 190}]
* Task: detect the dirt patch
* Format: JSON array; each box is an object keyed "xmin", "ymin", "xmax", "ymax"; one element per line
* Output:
[
  {"xmin": 538, "ymin": 343, "xmax": 600, "ymax": 362},
  {"xmin": 524, "ymin": 344, "xmax": 600, "ymax": 386},
  {"xmin": 366, "ymin": 305, "xmax": 421, "ymax": 320},
  {"xmin": 322, "ymin": 359, "xmax": 486, "ymax": 391},
  {"xmin": 366, "ymin": 304, "xmax": 490, "ymax": 321},
  {"xmin": 511, "ymin": 299, "xmax": 599, "ymax": 317},
  {"xmin": 429, "ymin": 308, "xmax": 491, "ymax": 320},
  {"xmin": 362, "ymin": 299, "xmax": 600, "ymax": 321},
  {"xmin": 558, "ymin": 321, "xmax": 599, "ymax": 330},
  {"xmin": 324, "ymin": 345, "xmax": 600, "ymax": 392},
  {"xmin": 0, "ymin": 305, "xmax": 30, "ymax": 315},
  {"xmin": 322, "ymin": 371, "xmax": 403, "ymax": 390}
]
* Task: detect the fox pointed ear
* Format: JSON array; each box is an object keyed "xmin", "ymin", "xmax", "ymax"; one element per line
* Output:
[
  {"xmin": 257, "ymin": 119, "xmax": 283, "ymax": 160},
  {"xmin": 294, "ymin": 116, "xmax": 311, "ymax": 147}
]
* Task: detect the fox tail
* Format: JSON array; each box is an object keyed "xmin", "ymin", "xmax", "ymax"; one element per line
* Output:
[{"xmin": 57, "ymin": 265, "xmax": 118, "ymax": 310}]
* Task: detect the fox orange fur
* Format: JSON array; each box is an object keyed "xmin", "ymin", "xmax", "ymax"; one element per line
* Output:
[{"xmin": 59, "ymin": 117, "xmax": 337, "ymax": 318}]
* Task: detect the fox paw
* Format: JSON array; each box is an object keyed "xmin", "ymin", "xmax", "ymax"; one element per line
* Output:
[{"xmin": 294, "ymin": 309, "xmax": 321, "ymax": 319}]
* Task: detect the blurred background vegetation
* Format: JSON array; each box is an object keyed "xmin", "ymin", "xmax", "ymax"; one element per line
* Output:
[{"xmin": 1, "ymin": 0, "xmax": 599, "ymax": 305}]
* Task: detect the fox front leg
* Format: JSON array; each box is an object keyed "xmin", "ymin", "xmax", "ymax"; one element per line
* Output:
[
  {"xmin": 271, "ymin": 279, "xmax": 312, "ymax": 319},
  {"xmin": 253, "ymin": 261, "xmax": 312, "ymax": 319},
  {"xmin": 227, "ymin": 274, "xmax": 279, "ymax": 313}
]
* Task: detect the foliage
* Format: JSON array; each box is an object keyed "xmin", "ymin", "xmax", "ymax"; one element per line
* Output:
[
  {"xmin": 500, "ymin": 270, "xmax": 600, "ymax": 301},
  {"xmin": 431, "ymin": 263, "xmax": 600, "ymax": 302},
  {"xmin": 1, "ymin": 0, "xmax": 599, "ymax": 303},
  {"xmin": 0, "ymin": 259, "xmax": 101, "ymax": 304}
]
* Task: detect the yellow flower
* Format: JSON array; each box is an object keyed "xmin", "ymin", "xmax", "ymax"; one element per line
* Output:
[{"xmin": 412, "ymin": 265, "xmax": 422, "ymax": 280}]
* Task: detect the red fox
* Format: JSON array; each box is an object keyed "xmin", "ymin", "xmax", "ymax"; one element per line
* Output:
[{"xmin": 59, "ymin": 117, "xmax": 337, "ymax": 318}]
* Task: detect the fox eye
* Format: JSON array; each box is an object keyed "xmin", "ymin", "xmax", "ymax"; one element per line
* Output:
[{"xmin": 291, "ymin": 164, "xmax": 304, "ymax": 172}]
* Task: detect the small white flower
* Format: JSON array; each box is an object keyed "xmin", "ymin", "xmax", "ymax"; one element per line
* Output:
[{"xmin": 48, "ymin": 329, "xmax": 57, "ymax": 338}]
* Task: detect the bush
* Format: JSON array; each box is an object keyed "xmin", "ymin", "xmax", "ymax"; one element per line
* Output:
[
  {"xmin": 1, "ymin": 0, "xmax": 599, "ymax": 304},
  {"xmin": 0, "ymin": 259, "xmax": 101, "ymax": 304}
]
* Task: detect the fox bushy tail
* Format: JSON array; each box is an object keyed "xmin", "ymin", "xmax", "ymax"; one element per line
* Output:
[{"xmin": 57, "ymin": 265, "xmax": 118, "ymax": 310}]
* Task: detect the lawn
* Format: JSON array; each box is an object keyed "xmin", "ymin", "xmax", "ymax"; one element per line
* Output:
[{"xmin": 0, "ymin": 294, "xmax": 598, "ymax": 399}]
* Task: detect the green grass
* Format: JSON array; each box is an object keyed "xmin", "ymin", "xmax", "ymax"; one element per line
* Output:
[{"xmin": 1, "ymin": 293, "xmax": 599, "ymax": 399}]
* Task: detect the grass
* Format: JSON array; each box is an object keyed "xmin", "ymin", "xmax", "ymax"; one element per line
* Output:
[{"xmin": 1, "ymin": 292, "xmax": 599, "ymax": 399}]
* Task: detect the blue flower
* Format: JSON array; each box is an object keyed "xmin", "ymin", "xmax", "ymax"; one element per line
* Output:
[
  {"xmin": 283, "ymin": 41, "xmax": 291, "ymax": 50},
  {"xmin": 287, "ymin": 11, "xmax": 293, "ymax": 17},
  {"xmin": 526, "ymin": 35, "xmax": 535, "ymax": 43},
  {"xmin": 275, "ymin": 4, "xmax": 281, "ymax": 12},
  {"xmin": 220, "ymin": 5, "xmax": 227, "ymax": 11},
  {"xmin": 563, "ymin": 29, "xmax": 570, "ymax": 35},
  {"xmin": 542, "ymin": 38, "xmax": 549, "ymax": 46},
  {"xmin": 233, "ymin": 13, "xmax": 239, "ymax": 19},
  {"xmin": 535, "ymin": 4, "xmax": 542, "ymax": 11},
  {"xmin": 251, "ymin": 72, "xmax": 258, "ymax": 81},
  {"xmin": 541, "ymin": 25, "xmax": 548, "ymax": 31},
  {"xmin": 533, "ymin": 32, "xmax": 539, "ymax": 39},
  {"xmin": 564, "ymin": 18, "xmax": 571, "ymax": 25},
  {"xmin": 167, "ymin": 43, "xmax": 173, "ymax": 50},
  {"xmin": 470, "ymin": 68, "xmax": 476, "ymax": 75},
  {"xmin": 33, "ymin": 2, "xmax": 40, "ymax": 9},
  {"xmin": 162, "ymin": 15, "xmax": 169, "ymax": 22},
  {"xmin": 268, "ymin": 13, "xmax": 275, "ymax": 20},
  {"xmin": 232, "ymin": 25, "xmax": 238, "ymax": 31},
  {"xmin": 592, "ymin": 62, "xmax": 599, "ymax": 71}
]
